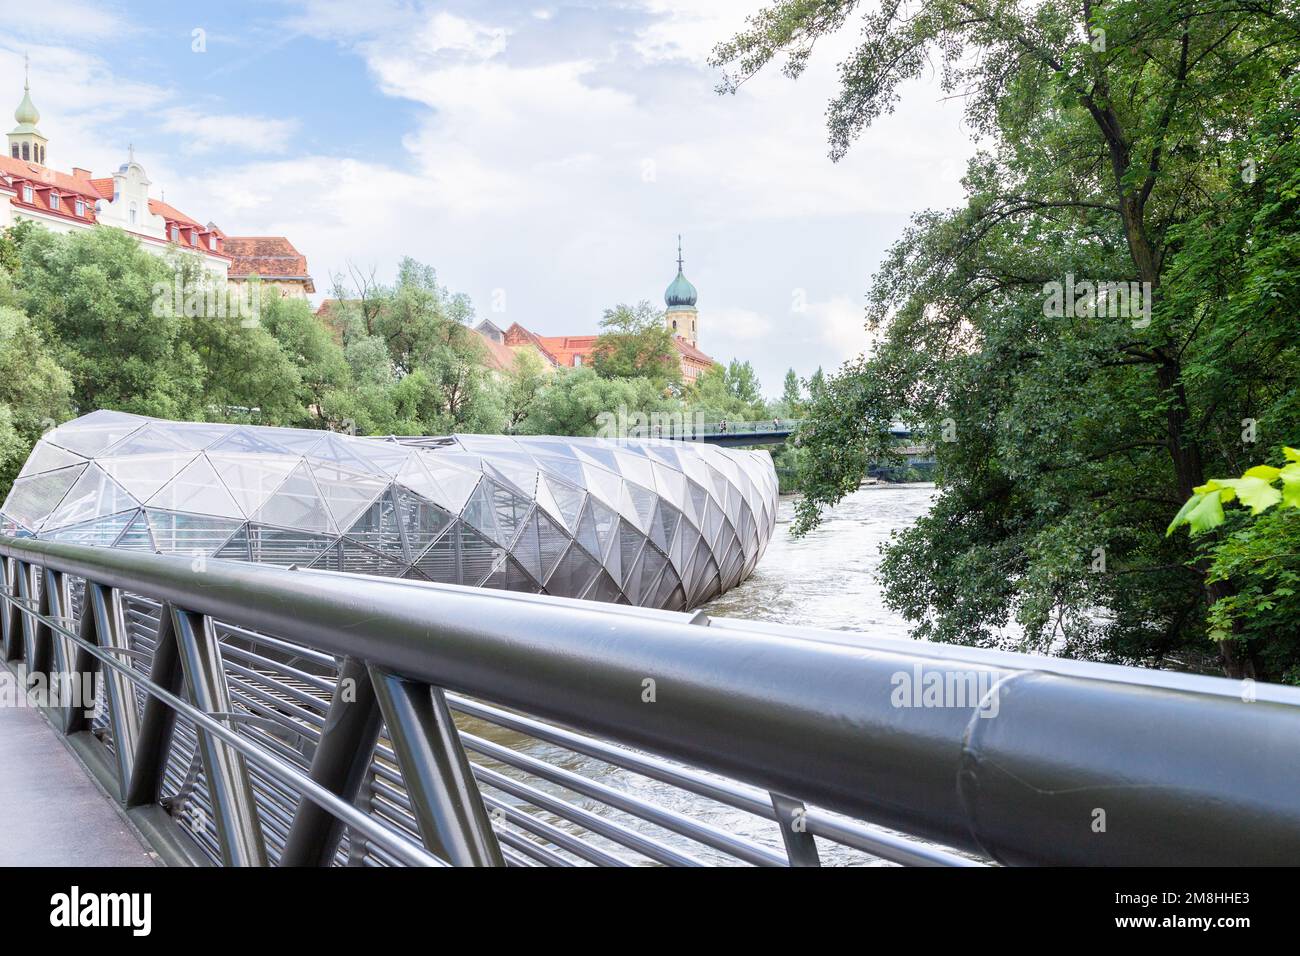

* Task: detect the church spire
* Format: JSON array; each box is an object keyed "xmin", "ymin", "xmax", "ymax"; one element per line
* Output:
[{"xmin": 9, "ymin": 56, "xmax": 48, "ymax": 165}]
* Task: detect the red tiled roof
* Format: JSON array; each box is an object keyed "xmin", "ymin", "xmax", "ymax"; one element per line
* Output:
[
  {"xmin": 88, "ymin": 177, "xmax": 114, "ymax": 200},
  {"xmin": 0, "ymin": 156, "xmax": 103, "ymax": 199},
  {"xmin": 150, "ymin": 199, "xmax": 203, "ymax": 228},
  {"xmin": 672, "ymin": 335, "xmax": 715, "ymax": 366},
  {"xmin": 473, "ymin": 328, "xmax": 517, "ymax": 371},
  {"xmin": 224, "ymin": 236, "xmax": 314, "ymax": 291},
  {"xmin": 536, "ymin": 334, "xmax": 599, "ymax": 368}
]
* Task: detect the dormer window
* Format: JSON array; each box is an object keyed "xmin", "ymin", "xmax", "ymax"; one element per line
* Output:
[
  {"xmin": 49, "ymin": 192, "xmax": 58, "ymax": 210},
  {"xmin": 207, "ymin": 235, "xmax": 216, "ymax": 251},
  {"xmin": 75, "ymin": 198, "xmax": 85, "ymax": 217},
  {"xmin": 21, "ymin": 184, "xmax": 32, "ymax": 203},
  {"xmin": 170, "ymin": 224, "xmax": 179, "ymax": 241}
]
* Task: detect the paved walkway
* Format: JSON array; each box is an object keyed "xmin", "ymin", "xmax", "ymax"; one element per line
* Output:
[{"xmin": 0, "ymin": 698, "xmax": 155, "ymax": 866}]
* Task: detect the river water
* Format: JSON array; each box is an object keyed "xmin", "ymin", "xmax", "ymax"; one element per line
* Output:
[
  {"xmin": 468, "ymin": 484, "xmax": 941, "ymax": 866},
  {"xmin": 701, "ymin": 483, "xmax": 935, "ymax": 635}
]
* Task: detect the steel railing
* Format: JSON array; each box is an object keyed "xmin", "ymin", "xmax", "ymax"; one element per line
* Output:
[{"xmin": 2, "ymin": 533, "xmax": 1300, "ymax": 866}]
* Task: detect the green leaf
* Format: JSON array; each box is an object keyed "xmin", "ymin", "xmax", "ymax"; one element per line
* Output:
[
  {"xmin": 1284, "ymin": 447, "xmax": 1300, "ymax": 463},
  {"xmin": 1215, "ymin": 477, "xmax": 1283, "ymax": 514},
  {"xmin": 1243, "ymin": 464, "xmax": 1281, "ymax": 481},
  {"xmin": 1282, "ymin": 474, "xmax": 1300, "ymax": 509},
  {"xmin": 1167, "ymin": 492, "xmax": 1203, "ymax": 535},
  {"xmin": 1187, "ymin": 491, "xmax": 1227, "ymax": 534}
]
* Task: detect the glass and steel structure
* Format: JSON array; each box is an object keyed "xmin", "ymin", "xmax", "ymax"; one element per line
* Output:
[{"xmin": 0, "ymin": 411, "xmax": 777, "ymax": 609}]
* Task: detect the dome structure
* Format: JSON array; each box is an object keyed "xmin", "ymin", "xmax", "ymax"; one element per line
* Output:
[
  {"xmin": 1, "ymin": 411, "xmax": 778, "ymax": 610},
  {"xmin": 12, "ymin": 85, "xmax": 39, "ymax": 132},
  {"xmin": 664, "ymin": 235, "xmax": 697, "ymax": 310}
]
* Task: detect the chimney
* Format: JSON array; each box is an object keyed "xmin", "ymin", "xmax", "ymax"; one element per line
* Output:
[{"xmin": 72, "ymin": 167, "xmax": 91, "ymax": 180}]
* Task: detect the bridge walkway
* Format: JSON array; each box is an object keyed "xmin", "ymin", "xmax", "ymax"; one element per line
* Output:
[{"xmin": 0, "ymin": 699, "xmax": 155, "ymax": 866}]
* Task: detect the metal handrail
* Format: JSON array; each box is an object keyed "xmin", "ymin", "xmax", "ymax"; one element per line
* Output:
[{"xmin": 3, "ymin": 533, "xmax": 1300, "ymax": 866}]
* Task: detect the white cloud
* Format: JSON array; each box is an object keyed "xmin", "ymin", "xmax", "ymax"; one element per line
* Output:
[{"xmin": 160, "ymin": 107, "xmax": 299, "ymax": 155}]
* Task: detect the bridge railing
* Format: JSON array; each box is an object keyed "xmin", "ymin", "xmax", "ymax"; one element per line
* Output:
[{"xmin": 3, "ymin": 533, "xmax": 1300, "ymax": 866}]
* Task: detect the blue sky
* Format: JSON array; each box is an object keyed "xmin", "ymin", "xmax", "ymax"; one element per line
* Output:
[{"xmin": 0, "ymin": 0, "xmax": 973, "ymax": 396}]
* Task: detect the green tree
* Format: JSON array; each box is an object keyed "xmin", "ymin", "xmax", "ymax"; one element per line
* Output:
[
  {"xmin": 498, "ymin": 349, "xmax": 549, "ymax": 433},
  {"xmin": 591, "ymin": 300, "xmax": 680, "ymax": 389},
  {"xmin": 0, "ymin": 298, "xmax": 74, "ymax": 498},
  {"xmin": 778, "ymin": 368, "xmax": 804, "ymax": 418},
  {"xmin": 522, "ymin": 366, "xmax": 674, "ymax": 437},
  {"xmin": 16, "ymin": 226, "xmax": 205, "ymax": 418},
  {"xmin": 715, "ymin": 0, "xmax": 1300, "ymax": 678}
]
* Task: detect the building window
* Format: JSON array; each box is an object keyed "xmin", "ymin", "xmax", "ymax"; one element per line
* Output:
[
  {"xmin": 49, "ymin": 192, "xmax": 58, "ymax": 210},
  {"xmin": 20, "ymin": 142, "xmax": 29, "ymax": 160},
  {"xmin": 75, "ymin": 198, "xmax": 85, "ymax": 217},
  {"xmin": 129, "ymin": 202, "xmax": 137, "ymax": 225},
  {"xmin": 573, "ymin": 355, "xmax": 583, "ymax": 367},
  {"xmin": 22, "ymin": 185, "xmax": 33, "ymax": 203},
  {"xmin": 170, "ymin": 225, "xmax": 179, "ymax": 241},
  {"xmin": 9, "ymin": 144, "xmax": 15, "ymax": 158}
]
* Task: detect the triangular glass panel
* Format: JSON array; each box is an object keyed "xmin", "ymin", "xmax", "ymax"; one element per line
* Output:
[
  {"xmin": 252, "ymin": 461, "xmax": 335, "ymax": 533},
  {"xmin": 649, "ymin": 501, "xmax": 680, "ymax": 555},
  {"xmin": 616, "ymin": 519, "xmax": 644, "ymax": 589},
  {"xmin": 1, "ymin": 464, "xmax": 86, "ymax": 529},
  {"xmin": 206, "ymin": 453, "xmax": 300, "ymax": 518},
  {"xmin": 482, "ymin": 555, "xmax": 541, "ymax": 594},
  {"xmin": 344, "ymin": 489, "xmax": 405, "ymax": 558},
  {"xmin": 580, "ymin": 463, "xmax": 623, "ymax": 512},
  {"xmin": 245, "ymin": 525, "xmax": 335, "ymax": 567},
  {"xmin": 412, "ymin": 521, "xmax": 500, "ymax": 586},
  {"xmin": 214, "ymin": 525, "xmax": 251, "ymax": 561},
  {"xmin": 147, "ymin": 455, "xmax": 243, "ymax": 519},
  {"xmin": 349, "ymin": 439, "xmax": 414, "ymax": 477},
  {"xmin": 637, "ymin": 545, "xmax": 669, "ymax": 605},
  {"xmin": 582, "ymin": 570, "xmax": 623, "ymax": 604},
  {"xmin": 145, "ymin": 511, "xmax": 245, "ymax": 555},
  {"xmin": 44, "ymin": 510, "xmax": 135, "ymax": 548},
  {"xmin": 533, "ymin": 509, "xmax": 569, "ymax": 582},
  {"xmin": 310, "ymin": 462, "xmax": 387, "ymax": 531},
  {"xmin": 207, "ymin": 427, "xmax": 298, "ymax": 455},
  {"xmin": 43, "ymin": 465, "xmax": 139, "ymax": 531},
  {"xmin": 17, "ymin": 441, "xmax": 84, "ymax": 478},
  {"xmin": 102, "ymin": 424, "xmax": 198, "ymax": 456},
  {"xmin": 426, "ymin": 460, "xmax": 482, "ymax": 514},
  {"xmin": 545, "ymin": 543, "xmax": 601, "ymax": 596},
  {"xmin": 44, "ymin": 421, "xmax": 143, "ymax": 457},
  {"xmin": 484, "ymin": 459, "xmax": 538, "ymax": 500},
  {"xmin": 116, "ymin": 511, "xmax": 156, "ymax": 551},
  {"xmin": 312, "ymin": 539, "xmax": 406, "ymax": 577},
  {"xmin": 511, "ymin": 511, "xmax": 544, "ymax": 583},
  {"xmin": 543, "ymin": 476, "xmax": 585, "ymax": 530},
  {"xmin": 533, "ymin": 455, "xmax": 586, "ymax": 487},
  {"xmin": 98, "ymin": 452, "xmax": 198, "ymax": 502},
  {"xmin": 620, "ymin": 481, "xmax": 657, "ymax": 534},
  {"xmin": 307, "ymin": 431, "xmax": 379, "ymax": 475},
  {"xmin": 393, "ymin": 485, "xmax": 453, "ymax": 560}
]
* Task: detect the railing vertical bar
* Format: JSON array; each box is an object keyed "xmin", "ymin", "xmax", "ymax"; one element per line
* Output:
[
  {"xmin": 770, "ymin": 792, "xmax": 821, "ymax": 867},
  {"xmin": 1, "ymin": 556, "xmax": 19, "ymax": 661},
  {"xmin": 125, "ymin": 603, "xmax": 184, "ymax": 808},
  {"xmin": 171, "ymin": 606, "xmax": 268, "ymax": 867},
  {"xmin": 368, "ymin": 667, "xmax": 504, "ymax": 867},
  {"xmin": 62, "ymin": 579, "xmax": 101, "ymax": 735},
  {"xmin": 280, "ymin": 656, "xmax": 382, "ymax": 867},
  {"xmin": 16, "ymin": 559, "xmax": 48, "ymax": 674},
  {"xmin": 89, "ymin": 582, "xmax": 141, "ymax": 799}
]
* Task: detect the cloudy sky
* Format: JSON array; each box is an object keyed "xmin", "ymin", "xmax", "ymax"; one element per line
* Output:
[{"xmin": 0, "ymin": 0, "xmax": 973, "ymax": 395}]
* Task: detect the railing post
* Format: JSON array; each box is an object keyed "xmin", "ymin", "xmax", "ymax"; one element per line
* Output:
[
  {"xmin": 280, "ymin": 656, "xmax": 382, "ymax": 867},
  {"xmin": 41, "ymin": 568, "xmax": 72, "ymax": 687},
  {"xmin": 368, "ymin": 667, "xmax": 504, "ymax": 867},
  {"xmin": 171, "ymin": 607, "xmax": 267, "ymax": 866},
  {"xmin": 15, "ymin": 559, "xmax": 50, "ymax": 675},
  {"xmin": 770, "ymin": 793, "xmax": 821, "ymax": 867},
  {"xmin": 62, "ymin": 580, "xmax": 101, "ymax": 736},
  {"xmin": 1, "ymin": 556, "xmax": 18, "ymax": 661},
  {"xmin": 88, "ymin": 582, "xmax": 141, "ymax": 800},
  {"xmin": 124, "ymin": 603, "xmax": 184, "ymax": 808}
]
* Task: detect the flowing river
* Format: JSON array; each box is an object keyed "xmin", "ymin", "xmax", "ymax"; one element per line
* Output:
[{"xmin": 701, "ymin": 482, "xmax": 936, "ymax": 635}]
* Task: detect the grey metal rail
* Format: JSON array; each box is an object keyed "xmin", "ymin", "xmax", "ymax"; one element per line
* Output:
[{"xmin": 2, "ymin": 533, "xmax": 1299, "ymax": 866}]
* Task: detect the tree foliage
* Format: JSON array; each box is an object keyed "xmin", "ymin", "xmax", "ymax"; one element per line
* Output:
[{"xmin": 716, "ymin": 0, "xmax": 1300, "ymax": 679}]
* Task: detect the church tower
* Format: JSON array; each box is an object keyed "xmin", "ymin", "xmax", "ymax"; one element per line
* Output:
[
  {"xmin": 8, "ymin": 58, "xmax": 47, "ymax": 165},
  {"xmin": 664, "ymin": 235, "xmax": 699, "ymax": 347}
]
